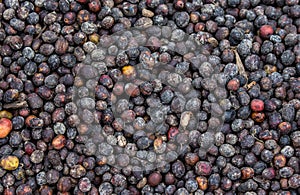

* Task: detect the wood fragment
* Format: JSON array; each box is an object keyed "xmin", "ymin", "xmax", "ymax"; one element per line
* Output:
[
  {"xmin": 253, "ymin": 176, "xmax": 266, "ymax": 183},
  {"xmin": 3, "ymin": 101, "xmax": 28, "ymax": 109},
  {"xmin": 231, "ymin": 48, "xmax": 248, "ymax": 85},
  {"xmin": 251, "ymin": 134, "xmax": 264, "ymax": 143},
  {"xmin": 34, "ymin": 26, "xmax": 47, "ymax": 40},
  {"xmin": 245, "ymin": 81, "xmax": 257, "ymax": 90}
]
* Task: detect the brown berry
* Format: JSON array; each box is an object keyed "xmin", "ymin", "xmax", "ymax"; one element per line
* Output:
[
  {"xmin": 154, "ymin": 137, "xmax": 163, "ymax": 151},
  {"xmin": 241, "ymin": 167, "xmax": 254, "ymax": 179},
  {"xmin": 52, "ymin": 135, "xmax": 66, "ymax": 150},
  {"xmin": 25, "ymin": 115, "xmax": 36, "ymax": 127},
  {"xmin": 278, "ymin": 122, "xmax": 292, "ymax": 134},
  {"xmin": 112, "ymin": 83, "xmax": 124, "ymax": 96},
  {"xmin": 57, "ymin": 177, "xmax": 72, "ymax": 192},
  {"xmin": 196, "ymin": 176, "xmax": 208, "ymax": 191},
  {"xmin": 55, "ymin": 37, "xmax": 69, "ymax": 55},
  {"xmin": 185, "ymin": 153, "xmax": 199, "ymax": 166},
  {"xmin": 89, "ymin": 33, "xmax": 100, "ymax": 44},
  {"xmin": 25, "ymin": 115, "xmax": 44, "ymax": 128},
  {"xmin": 251, "ymin": 112, "xmax": 265, "ymax": 123},
  {"xmin": 274, "ymin": 154, "xmax": 286, "ymax": 168},
  {"xmin": 164, "ymin": 173, "xmax": 175, "ymax": 185},
  {"xmin": 280, "ymin": 178, "xmax": 288, "ymax": 189},
  {"xmin": 124, "ymin": 83, "xmax": 140, "ymax": 97},
  {"xmin": 148, "ymin": 172, "xmax": 162, "ymax": 187},
  {"xmin": 264, "ymin": 65, "xmax": 277, "ymax": 74}
]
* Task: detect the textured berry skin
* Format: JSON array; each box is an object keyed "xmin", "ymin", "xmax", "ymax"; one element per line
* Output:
[
  {"xmin": 168, "ymin": 127, "xmax": 179, "ymax": 140},
  {"xmin": 251, "ymin": 99, "xmax": 264, "ymax": 112},
  {"xmin": 0, "ymin": 155, "xmax": 19, "ymax": 170},
  {"xmin": 148, "ymin": 172, "xmax": 162, "ymax": 187},
  {"xmin": 227, "ymin": 79, "xmax": 240, "ymax": 91},
  {"xmin": 260, "ymin": 25, "xmax": 274, "ymax": 39},
  {"xmin": 0, "ymin": 118, "xmax": 13, "ymax": 138}
]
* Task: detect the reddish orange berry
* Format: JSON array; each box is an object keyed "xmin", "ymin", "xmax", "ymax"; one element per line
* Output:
[
  {"xmin": 19, "ymin": 108, "xmax": 30, "ymax": 117},
  {"xmin": 251, "ymin": 99, "xmax": 264, "ymax": 112},
  {"xmin": 260, "ymin": 25, "xmax": 274, "ymax": 39},
  {"xmin": 196, "ymin": 176, "xmax": 208, "ymax": 191},
  {"xmin": 4, "ymin": 187, "xmax": 15, "ymax": 195},
  {"xmin": 25, "ymin": 115, "xmax": 37, "ymax": 127},
  {"xmin": 0, "ymin": 118, "xmax": 13, "ymax": 138},
  {"xmin": 227, "ymin": 78, "xmax": 240, "ymax": 91},
  {"xmin": 77, "ymin": 0, "xmax": 88, "ymax": 3},
  {"xmin": 52, "ymin": 135, "xmax": 66, "ymax": 150},
  {"xmin": 175, "ymin": 0, "xmax": 185, "ymax": 9}
]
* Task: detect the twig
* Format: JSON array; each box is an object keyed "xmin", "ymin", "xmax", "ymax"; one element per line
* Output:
[
  {"xmin": 3, "ymin": 101, "xmax": 28, "ymax": 109},
  {"xmin": 245, "ymin": 81, "xmax": 257, "ymax": 90},
  {"xmin": 251, "ymin": 134, "xmax": 264, "ymax": 143},
  {"xmin": 34, "ymin": 26, "xmax": 47, "ymax": 40},
  {"xmin": 231, "ymin": 47, "xmax": 248, "ymax": 85}
]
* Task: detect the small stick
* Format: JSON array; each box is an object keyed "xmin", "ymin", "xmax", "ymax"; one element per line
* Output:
[
  {"xmin": 245, "ymin": 81, "xmax": 257, "ymax": 90},
  {"xmin": 251, "ymin": 134, "xmax": 264, "ymax": 143},
  {"xmin": 3, "ymin": 101, "xmax": 28, "ymax": 109},
  {"xmin": 231, "ymin": 47, "xmax": 248, "ymax": 85},
  {"xmin": 34, "ymin": 26, "xmax": 47, "ymax": 40}
]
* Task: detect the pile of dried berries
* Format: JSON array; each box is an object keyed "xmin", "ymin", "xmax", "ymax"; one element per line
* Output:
[{"xmin": 0, "ymin": 0, "xmax": 299, "ymax": 194}]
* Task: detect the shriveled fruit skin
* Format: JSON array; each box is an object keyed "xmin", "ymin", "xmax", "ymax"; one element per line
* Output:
[
  {"xmin": 0, "ymin": 118, "xmax": 13, "ymax": 138},
  {"xmin": 0, "ymin": 155, "xmax": 19, "ymax": 170}
]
